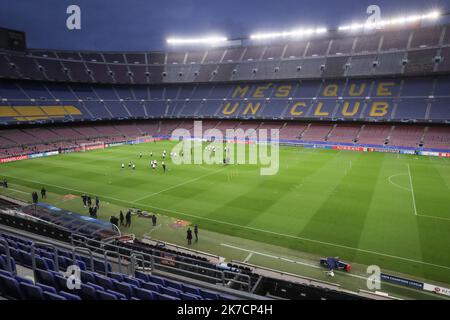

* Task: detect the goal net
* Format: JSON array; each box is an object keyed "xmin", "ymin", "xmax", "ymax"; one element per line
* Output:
[{"xmin": 80, "ymin": 141, "xmax": 105, "ymax": 152}]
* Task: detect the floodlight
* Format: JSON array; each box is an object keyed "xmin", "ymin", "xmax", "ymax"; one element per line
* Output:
[
  {"xmin": 166, "ymin": 36, "xmax": 228, "ymax": 45},
  {"xmin": 250, "ymin": 27, "xmax": 328, "ymax": 40},
  {"xmin": 338, "ymin": 10, "xmax": 442, "ymax": 32}
]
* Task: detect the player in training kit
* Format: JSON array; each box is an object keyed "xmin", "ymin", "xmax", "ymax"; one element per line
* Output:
[
  {"xmin": 139, "ymin": 152, "xmax": 142, "ymax": 158},
  {"xmin": 128, "ymin": 161, "xmax": 132, "ymax": 167},
  {"xmin": 121, "ymin": 163, "xmax": 125, "ymax": 169},
  {"xmin": 132, "ymin": 164, "xmax": 136, "ymax": 170},
  {"xmin": 150, "ymin": 151, "xmax": 153, "ymax": 157},
  {"xmin": 162, "ymin": 161, "xmax": 166, "ymax": 173}
]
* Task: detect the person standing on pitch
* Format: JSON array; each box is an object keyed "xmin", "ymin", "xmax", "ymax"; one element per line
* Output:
[
  {"xmin": 151, "ymin": 214, "xmax": 157, "ymax": 227},
  {"xmin": 194, "ymin": 225, "xmax": 198, "ymax": 242},
  {"xmin": 162, "ymin": 161, "xmax": 166, "ymax": 173},
  {"xmin": 186, "ymin": 228, "xmax": 193, "ymax": 245},
  {"xmin": 41, "ymin": 187, "xmax": 46, "ymax": 199},
  {"xmin": 119, "ymin": 210, "xmax": 124, "ymax": 226},
  {"xmin": 125, "ymin": 210, "xmax": 131, "ymax": 227}
]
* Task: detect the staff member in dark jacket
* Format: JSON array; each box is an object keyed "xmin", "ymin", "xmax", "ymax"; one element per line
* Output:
[
  {"xmin": 125, "ymin": 210, "xmax": 131, "ymax": 227},
  {"xmin": 119, "ymin": 210, "xmax": 124, "ymax": 226},
  {"xmin": 186, "ymin": 228, "xmax": 193, "ymax": 245}
]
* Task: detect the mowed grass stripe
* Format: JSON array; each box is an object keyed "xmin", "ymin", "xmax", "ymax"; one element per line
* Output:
[{"xmin": 0, "ymin": 142, "xmax": 449, "ymax": 283}]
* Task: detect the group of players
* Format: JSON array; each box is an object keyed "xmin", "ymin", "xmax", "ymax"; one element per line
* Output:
[{"xmin": 121, "ymin": 150, "xmax": 167, "ymax": 172}]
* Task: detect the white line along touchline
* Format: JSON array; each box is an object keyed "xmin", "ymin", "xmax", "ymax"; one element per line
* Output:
[{"xmin": 2, "ymin": 173, "xmax": 450, "ymax": 271}]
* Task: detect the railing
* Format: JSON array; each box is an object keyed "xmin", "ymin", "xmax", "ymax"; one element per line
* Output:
[{"xmin": 70, "ymin": 233, "xmax": 252, "ymax": 291}]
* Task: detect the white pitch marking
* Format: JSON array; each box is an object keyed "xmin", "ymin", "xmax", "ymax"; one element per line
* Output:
[
  {"xmin": 131, "ymin": 167, "xmax": 226, "ymax": 203},
  {"xmin": 407, "ymin": 164, "xmax": 418, "ymax": 216},
  {"xmin": 388, "ymin": 173, "xmax": 411, "ymax": 192},
  {"xmin": 243, "ymin": 252, "xmax": 253, "ymax": 263},
  {"xmin": 2, "ymin": 174, "xmax": 450, "ymax": 270}
]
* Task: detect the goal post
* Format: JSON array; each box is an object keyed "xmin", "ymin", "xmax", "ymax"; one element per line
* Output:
[{"xmin": 80, "ymin": 141, "xmax": 105, "ymax": 152}]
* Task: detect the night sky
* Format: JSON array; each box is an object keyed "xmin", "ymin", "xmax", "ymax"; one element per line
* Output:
[{"xmin": 0, "ymin": 0, "xmax": 448, "ymax": 51}]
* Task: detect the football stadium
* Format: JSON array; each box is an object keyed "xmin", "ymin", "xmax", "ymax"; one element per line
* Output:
[{"xmin": 0, "ymin": 1, "xmax": 449, "ymax": 305}]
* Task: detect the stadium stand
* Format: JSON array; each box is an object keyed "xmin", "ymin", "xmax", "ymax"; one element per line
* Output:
[
  {"xmin": 0, "ymin": 197, "xmax": 378, "ymax": 300},
  {"xmin": 0, "ymin": 22, "xmax": 449, "ymax": 300}
]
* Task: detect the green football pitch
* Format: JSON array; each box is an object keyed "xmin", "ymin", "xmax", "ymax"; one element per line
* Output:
[{"xmin": 0, "ymin": 141, "xmax": 449, "ymax": 288}]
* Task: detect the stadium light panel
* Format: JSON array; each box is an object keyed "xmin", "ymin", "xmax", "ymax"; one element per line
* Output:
[
  {"xmin": 338, "ymin": 10, "xmax": 441, "ymax": 31},
  {"xmin": 166, "ymin": 36, "xmax": 228, "ymax": 45},
  {"xmin": 250, "ymin": 27, "xmax": 327, "ymax": 40}
]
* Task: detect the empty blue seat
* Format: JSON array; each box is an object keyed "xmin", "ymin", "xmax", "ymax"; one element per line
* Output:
[
  {"xmin": 201, "ymin": 290, "xmax": 220, "ymax": 300},
  {"xmin": 15, "ymin": 275, "xmax": 33, "ymax": 285},
  {"xmin": 0, "ymin": 274, "xmax": 23, "ymax": 299},
  {"xmin": 74, "ymin": 259, "xmax": 87, "ymax": 271},
  {"xmin": 18, "ymin": 250, "xmax": 32, "ymax": 267},
  {"xmin": 43, "ymin": 291, "xmax": 67, "ymax": 300},
  {"xmin": 20, "ymin": 282, "xmax": 44, "ymax": 300},
  {"xmin": 59, "ymin": 291, "xmax": 82, "ymax": 300},
  {"xmin": 94, "ymin": 274, "xmax": 114, "ymax": 290},
  {"xmin": 179, "ymin": 292, "xmax": 202, "ymax": 300},
  {"xmin": 182, "ymin": 284, "xmax": 202, "ymax": 296},
  {"xmin": 58, "ymin": 256, "xmax": 72, "ymax": 270},
  {"xmin": 0, "ymin": 255, "xmax": 15, "ymax": 272},
  {"xmin": 108, "ymin": 272, "xmax": 125, "ymax": 282},
  {"xmin": 135, "ymin": 271, "xmax": 149, "ymax": 282},
  {"xmin": 97, "ymin": 290, "xmax": 118, "ymax": 300},
  {"xmin": 34, "ymin": 268, "xmax": 56, "ymax": 287},
  {"xmin": 133, "ymin": 288, "xmax": 156, "ymax": 300},
  {"xmin": 158, "ymin": 293, "xmax": 180, "ymax": 300},
  {"xmin": 35, "ymin": 257, "xmax": 50, "ymax": 271},
  {"xmin": 93, "ymin": 260, "xmax": 112, "ymax": 273},
  {"xmin": 35, "ymin": 283, "xmax": 57, "ymax": 294},
  {"xmin": 86, "ymin": 281, "xmax": 104, "ymax": 292},
  {"xmin": 114, "ymin": 281, "xmax": 134, "ymax": 298},
  {"xmin": 106, "ymin": 289, "xmax": 127, "ymax": 300},
  {"xmin": 79, "ymin": 283, "xmax": 97, "ymax": 300},
  {"xmin": 148, "ymin": 274, "xmax": 166, "ymax": 286},
  {"xmin": 0, "ymin": 269, "xmax": 12, "ymax": 277},
  {"xmin": 161, "ymin": 286, "xmax": 180, "ymax": 298},
  {"xmin": 80, "ymin": 270, "xmax": 96, "ymax": 284},
  {"xmin": 166, "ymin": 280, "xmax": 183, "ymax": 291},
  {"xmin": 54, "ymin": 274, "xmax": 70, "ymax": 292},
  {"xmin": 124, "ymin": 277, "xmax": 141, "ymax": 288},
  {"xmin": 142, "ymin": 282, "xmax": 161, "ymax": 293}
]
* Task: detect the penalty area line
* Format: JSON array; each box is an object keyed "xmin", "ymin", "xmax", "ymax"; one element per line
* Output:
[
  {"xmin": 130, "ymin": 167, "xmax": 227, "ymax": 203},
  {"xmin": 407, "ymin": 164, "xmax": 418, "ymax": 216}
]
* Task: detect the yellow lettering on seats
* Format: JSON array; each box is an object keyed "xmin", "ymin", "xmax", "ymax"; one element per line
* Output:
[
  {"xmin": 232, "ymin": 85, "xmax": 249, "ymax": 98},
  {"xmin": 314, "ymin": 102, "xmax": 329, "ymax": 116},
  {"xmin": 253, "ymin": 83, "xmax": 273, "ymax": 98},
  {"xmin": 290, "ymin": 102, "xmax": 307, "ymax": 116},
  {"xmin": 0, "ymin": 106, "xmax": 19, "ymax": 117},
  {"xmin": 14, "ymin": 106, "xmax": 45, "ymax": 116},
  {"xmin": 275, "ymin": 85, "xmax": 292, "ymax": 98},
  {"xmin": 341, "ymin": 101, "xmax": 360, "ymax": 116},
  {"xmin": 41, "ymin": 106, "xmax": 67, "ymax": 115},
  {"xmin": 376, "ymin": 82, "xmax": 395, "ymax": 96},
  {"xmin": 369, "ymin": 102, "xmax": 389, "ymax": 117},
  {"xmin": 222, "ymin": 102, "xmax": 239, "ymax": 115},
  {"xmin": 348, "ymin": 83, "xmax": 366, "ymax": 96},
  {"xmin": 323, "ymin": 85, "xmax": 339, "ymax": 97},
  {"xmin": 63, "ymin": 105, "xmax": 82, "ymax": 115},
  {"xmin": 243, "ymin": 102, "xmax": 261, "ymax": 115}
]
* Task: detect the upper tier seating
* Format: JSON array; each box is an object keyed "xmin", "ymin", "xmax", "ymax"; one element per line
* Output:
[
  {"xmin": 1, "ymin": 77, "xmax": 449, "ymax": 125},
  {"xmin": 1, "ymin": 24, "xmax": 449, "ymax": 84}
]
